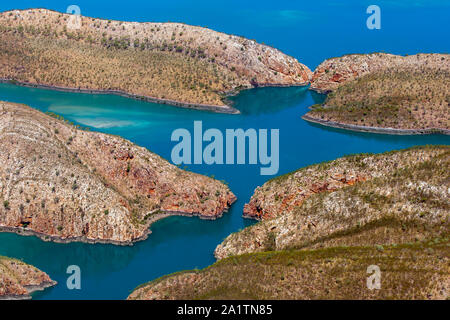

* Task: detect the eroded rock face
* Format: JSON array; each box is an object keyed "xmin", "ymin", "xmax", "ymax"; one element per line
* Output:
[
  {"xmin": 310, "ymin": 53, "xmax": 449, "ymax": 93},
  {"xmin": 0, "ymin": 101, "xmax": 236, "ymax": 244},
  {"xmin": 0, "ymin": 256, "xmax": 56, "ymax": 300},
  {"xmin": 216, "ymin": 146, "xmax": 449, "ymax": 259}
]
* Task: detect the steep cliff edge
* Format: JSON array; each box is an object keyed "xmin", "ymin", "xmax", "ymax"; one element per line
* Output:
[
  {"xmin": 216, "ymin": 146, "xmax": 449, "ymax": 258},
  {"xmin": 0, "ymin": 9, "xmax": 311, "ymax": 112},
  {"xmin": 305, "ymin": 53, "xmax": 449, "ymax": 133},
  {"xmin": 0, "ymin": 256, "xmax": 56, "ymax": 300},
  {"xmin": 0, "ymin": 101, "xmax": 236, "ymax": 244}
]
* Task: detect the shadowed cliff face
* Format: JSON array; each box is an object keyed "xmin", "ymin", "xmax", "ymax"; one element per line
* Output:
[
  {"xmin": 0, "ymin": 256, "xmax": 56, "ymax": 299},
  {"xmin": 0, "ymin": 9, "xmax": 311, "ymax": 109},
  {"xmin": 0, "ymin": 101, "xmax": 236, "ymax": 244}
]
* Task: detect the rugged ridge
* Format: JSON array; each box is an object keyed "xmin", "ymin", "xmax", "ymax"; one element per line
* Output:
[
  {"xmin": 0, "ymin": 9, "xmax": 311, "ymax": 111},
  {"xmin": 0, "ymin": 256, "xmax": 56, "ymax": 300},
  {"xmin": 0, "ymin": 101, "xmax": 236, "ymax": 244}
]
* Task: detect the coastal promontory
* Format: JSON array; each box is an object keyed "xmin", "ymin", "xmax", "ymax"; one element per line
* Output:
[
  {"xmin": 0, "ymin": 101, "xmax": 236, "ymax": 244},
  {"xmin": 0, "ymin": 9, "xmax": 311, "ymax": 112},
  {"xmin": 0, "ymin": 256, "xmax": 56, "ymax": 300},
  {"xmin": 216, "ymin": 146, "xmax": 449, "ymax": 258}
]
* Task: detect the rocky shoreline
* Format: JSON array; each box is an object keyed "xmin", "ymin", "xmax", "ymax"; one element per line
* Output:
[
  {"xmin": 0, "ymin": 197, "xmax": 236, "ymax": 246},
  {"xmin": 302, "ymin": 114, "xmax": 450, "ymax": 135}
]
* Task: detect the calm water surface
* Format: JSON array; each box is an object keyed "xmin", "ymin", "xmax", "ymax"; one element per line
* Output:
[{"xmin": 0, "ymin": 0, "xmax": 448, "ymax": 299}]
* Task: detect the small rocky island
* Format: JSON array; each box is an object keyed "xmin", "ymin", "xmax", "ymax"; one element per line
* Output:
[
  {"xmin": 304, "ymin": 53, "xmax": 449, "ymax": 134},
  {"xmin": 0, "ymin": 9, "xmax": 311, "ymax": 113},
  {"xmin": 0, "ymin": 256, "xmax": 56, "ymax": 300},
  {"xmin": 129, "ymin": 146, "xmax": 449, "ymax": 299},
  {"xmin": 0, "ymin": 101, "xmax": 236, "ymax": 245}
]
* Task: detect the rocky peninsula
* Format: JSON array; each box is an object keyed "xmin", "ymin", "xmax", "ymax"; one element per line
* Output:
[
  {"xmin": 217, "ymin": 146, "xmax": 449, "ymax": 258},
  {"xmin": 0, "ymin": 9, "xmax": 311, "ymax": 113},
  {"xmin": 0, "ymin": 256, "xmax": 56, "ymax": 300},
  {"xmin": 0, "ymin": 101, "xmax": 236, "ymax": 245},
  {"xmin": 129, "ymin": 146, "xmax": 449, "ymax": 299},
  {"xmin": 305, "ymin": 53, "xmax": 449, "ymax": 134}
]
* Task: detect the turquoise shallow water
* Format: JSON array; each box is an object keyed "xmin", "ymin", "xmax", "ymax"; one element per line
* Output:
[
  {"xmin": 0, "ymin": 0, "xmax": 449, "ymax": 300},
  {"xmin": 0, "ymin": 83, "xmax": 448, "ymax": 299}
]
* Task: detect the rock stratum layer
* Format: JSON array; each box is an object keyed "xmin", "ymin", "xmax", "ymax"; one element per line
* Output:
[
  {"xmin": 217, "ymin": 146, "xmax": 449, "ymax": 258},
  {"xmin": 130, "ymin": 146, "xmax": 449, "ymax": 300},
  {"xmin": 0, "ymin": 101, "xmax": 236, "ymax": 244},
  {"xmin": 0, "ymin": 9, "xmax": 311, "ymax": 112},
  {"xmin": 305, "ymin": 53, "xmax": 449, "ymax": 133},
  {"xmin": 0, "ymin": 256, "xmax": 56, "ymax": 300}
]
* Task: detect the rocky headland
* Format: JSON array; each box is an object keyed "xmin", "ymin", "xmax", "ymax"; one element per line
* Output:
[
  {"xmin": 217, "ymin": 146, "xmax": 449, "ymax": 258},
  {"xmin": 0, "ymin": 101, "xmax": 236, "ymax": 245},
  {"xmin": 129, "ymin": 146, "xmax": 449, "ymax": 299},
  {"xmin": 0, "ymin": 256, "xmax": 56, "ymax": 300},
  {"xmin": 0, "ymin": 9, "xmax": 311, "ymax": 112},
  {"xmin": 305, "ymin": 53, "xmax": 449, "ymax": 134}
]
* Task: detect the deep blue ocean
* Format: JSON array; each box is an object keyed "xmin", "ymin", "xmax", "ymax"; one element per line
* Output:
[{"xmin": 0, "ymin": 1, "xmax": 448, "ymax": 299}]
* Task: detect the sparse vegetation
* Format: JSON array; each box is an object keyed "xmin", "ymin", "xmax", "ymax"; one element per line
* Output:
[
  {"xmin": 129, "ymin": 146, "xmax": 450, "ymax": 300},
  {"xmin": 308, "ymin": 68, "xmax": 449, "ymax": 130},
  {"xmin": 218, "ymin": 146, "xmax": 449, "ymax": 258},
  {"xmin": 0, "ymin": 9, "xmax": 310, "ymax": 108}
]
